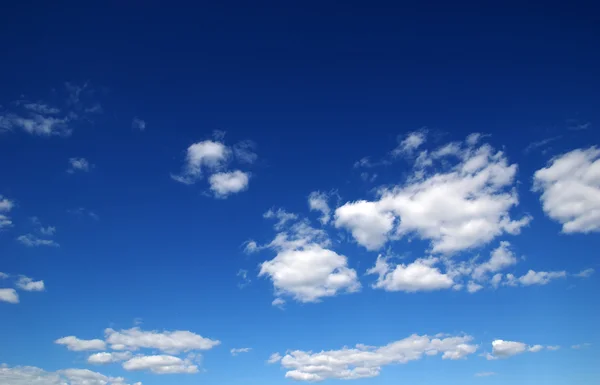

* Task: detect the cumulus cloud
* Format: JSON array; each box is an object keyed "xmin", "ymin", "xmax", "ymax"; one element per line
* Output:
[
  {"xmin": 122, "ymin": 355, "xmax": 198, "ymax": 374},
  {"xmin": 471, "ymin": 241, "xmax": 518, "ymax": 281},
  {"xmin": 335, "ymin": 135, "xmax": 530, "ymax": 254},
  {"xmin": 533, "ymin": 147, "xmax": 600, "ymax": 233},
  {"xmin": 0, "ymin": 195, "xmax": 15, "ymax": 230},
  {"xmin": 308, "ymin": 191, "xmax": 333, "ymax": 225},
  {"xmin": 231, "ymin": 348, "xmax": 252, "ymax": 356},
  {"xmin": 104, "ymin": 327, "xmax": 220, "ymax": 354},
  {"xmin": 55, "ymin": 336, "xmax": 107, "ymax": 351},
  {"xmin": 16, "ymin": 276, "xmax": 45, "ymax": 292},
  {"xmin": 274, "ymin": 333, "xmax": 477, "ymax": 381},
  {"xmin": 209, "ymin": 170, "xmax": 250, "ymax": 198},
  {"xmin": 132, "ymin": 117, "xmax": 146, "ymax": 131},
  {"xmin": 0, "ymin": 365, "xmax": 141, "ymax": 385},
  {"xmin": 0, "ymin": 288, "xmax": 19, "ymax": 304},
  {"xmin": 67, "ymin": 158, "xmax": 92, "ymax": 173},
  {"xmin": 88, "ymin": 352, "xmax": 133, "ymax": 365},
  {"xmin": 486, "ymin": 340, "xmax": 549, "ymax": 360},
  {"xmin": 258, "ymin": 215, "xmax": 360, "ymax": 303},
  {"xmin": 517, "ymin": 270, "xmax": 566, "ymax": 286},
  {"xmin": 367, "ymin": 255, "xmax": 454, "ymax": 292},
  {"xmin": 16, "ymin": 234, "xmax": 59, "ymax": 247},
  {"xmin": 171, "ymin": 140, "xmax": 231, "ymax": 184}
]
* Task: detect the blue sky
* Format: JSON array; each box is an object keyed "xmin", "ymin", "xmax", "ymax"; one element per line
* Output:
[{"xmin": 1, "ymin": 1, "xmax": 599, "ymax": 385}]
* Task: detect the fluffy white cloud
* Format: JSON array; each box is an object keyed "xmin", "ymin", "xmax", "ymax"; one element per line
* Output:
[
  {"xmin": 67, "ymin": 158, "xmax": 91, "ymax": 173},
  {"xmin": 209, "ymin": 170, "xmax": 250, "ymax": 198},
  {"xmin": 472, "ymin": 241, "xmax": 517, "ymax": 281},
  {"xmin": 0, "ymin": 365, "xmax": 140, "ymax": 385},
  {"xmin": 533, "ymin": 147, "xmax": 600, "ymax": 233},
  {"xmin": 55, "ymin": 336, "xmax": 107, "ymax": 351},
  {"xmin": 0, "ymin": 195, "xmax": 15, "ymax": 230},
  {"xmin": 367, "ymin": 255, "xmax": 454, "ymax": 292},
  {"xmin": 171, "ymin": 140, "xmax": 230, "ymax": 184},
  {"xmin": 231, "ymin": 348, "xmax": 252, "ymax": 356},
  {"xmin": 258, "ymin": 216, "xmax": 360, "ymax": 303},
  {"xmin": 88, "ymin": 352, "xmax": 133, "ymax": 365},
  {"xmin": 275, "ymin": 334, "xmax": 477, "ymax": 381},
  {"xmin": 122, "ymin": 355, "xmax": 198, "ymax": 374},
  {"xmin": 0, "ymin": 289, "xmax": 19, "ymax": 304},
  {"xmin": 16, "ymin": 276, "xmax": 45, "ymax": 292},
  {"xmin": 518, "ymin": 270, "xmax": 566, "ymax": 286},
  {"xmin": 308, "ymin": 192, "xmax": 332, "ymax": 224},
  {"xmin": 104, "ymin": 327, "xmax": 220, "ymax": 354},
  {"xmin": 131, "ymin": 117, "xmax": 146, "ymax": 131},
  {"xmin": 486, "ymin": 340, "xmax": 547, "ymax": 359},
  {"xmin": 336, "ymin": 136, "xmax": 530, "ymax": 254},
  {"xmin": 16, "ymin": 234, "xmax": 59, "ymax": 247}
]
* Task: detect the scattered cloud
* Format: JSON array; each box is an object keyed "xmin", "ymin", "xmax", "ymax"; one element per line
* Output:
[
  {"xmin": 132, "ymin": 117, "xmax": 146, "ymax": 131},
  {"xmin": 272, "ymin": 298, "xmax": 286, "ymax": 308},
  {"xmin": 88, "ymin": 352, "xmax": 133, "ymax": 365},
  {"xmin": 367, "ymin": 255, "xmax": 454, "ymax": 292},
  {"xmin": 517, "ymin": 270, "xmax": 567, "ymax": 286},
  {"xmin": 571, "ymin": 343, "xmax": 591, "ymax": 350},
  {"xmin": 209, "ymin": 170, "xmax": 250, "ymax": 198},
  {"xmin": 122, "ymin": 354, "xmax": 198, "ymax": 374},
  {"xmin": 485, "ymin": 340, "xmax": 548, "ymax": 360},
  {"xmin": 67, "ymin": 157, "xmax": 92, "ymax": 173},
  {"xmin": 263, "ymin": 208, "xmax": 298, "ymax": 230},
  {"xmin": 336, "ymin": 134, "xmax": 531, "ymax": 254},
  {"xmin": 471, "ymin": 241, "xmax": 518, "ymax": 281},
  {"xmin": 267, "ymin": 352, "xmax": 282, "ymax": 364},
  {"xmin": 391, "ymin": 129, "xmax": 428, "ymax": 157},
  {"xmin": 0, "ymin": 365, "xmax": 141, "ymax": 385},
  {"xmin": 0, "ymin": 288, "xmax": 19, "ymax": 304},
  {"xmin": 231, "ymin": 348, "xmax": 252, "ymax": 356},
  {"xmin": 237, "ymin": 269, "xmax": 251, "ymax": 288},
  {"xmin": 524, "ymin": 136, "xmax": 562, "ymax": 154},
  {"xmin": 533, "ymin": 147, "xmax": 600, "ymax": 233},
  {"xmin": 16, "ymin": 276, "xmax": 45, "ymax": 292},
  {"xmin": 258, "ymin": 215, "xmax": 360, "ymax": 303},
  {"xmin": 232, "ymin": 140, "xmax": 258, "ymax": 164},
  {"xmin": 67, "ymin": 207, "xmax": 99, "ymax": 220},
  {"xmin": 308, "ymin": 191, "xmax": 332, "ymax": 225},
  {"xmin": 55, "ymin": 336, "xmax": 107, "ymax": 351},
  {"xmin": 575, "ymin": 268, "xmax": 594, "ymax": 278},
  {"xmin": 0, "ymin": 195, "xmax": 15, "ymax": 230},
  {"xmin": 274, "ymin": 333, "xmax": 477, "ymax": 381},
  {"xmin": 16, "ymin": 233, "xmax": 59, "ymax": 247},
  {"xmin": 39, "ymin": 226, "xmax": 56, "ymax": 236},
  {"xmin": 105, "ymin": 327, "xmax": 220, "ymax": 354},
  {"xmin": 547, "ymin": 346, "xmax": 560, "ymax": 351},
  {"xmin": 171, "ymin": 140, "xmax": 231, "ymax": 185}
]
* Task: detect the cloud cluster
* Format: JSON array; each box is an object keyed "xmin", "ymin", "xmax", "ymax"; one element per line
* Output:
[
  {"xmin": 272, "ymin": 333, "xmax": 477, "ymax": 381},
  {"xmin": 257, "ymin": 212, "xmax": 360, "ymax": 303},
  {"xmin": 0, "ymin": 364, "xmax": 141, "ymax": 385},
  {"xmin": 534, "ymin": 147, "xmax": 600, "ymax": 233},
  {"xmin": 0, "ymin": 274, "xmax": 45, "ymax": 304},
  {"xmin": 336, "ymin": 133, "xmax": 531, "ymax": 254},
  {"xmin": 485, "ymin": 339, "xmax": 552, "ymax": 360},
  {"xmin": 171, "ymin": 135, "xmax": 256, "ymax": 198},
  {"xmin": 0, "ymin": 195, "xmax": 14, "ymax": 230}
]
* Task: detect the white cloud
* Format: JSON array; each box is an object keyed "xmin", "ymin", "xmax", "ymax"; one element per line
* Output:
[
  {"xmin": 272, "ymin": 298, "xmax": 286, "ymax": 308},
  {"xmin": 88, "ymin": 352, "xmax": 133, "ymax": 365},
  {"xmin": 132, "ymin": 117, "xmax": 146, "ymax": 131},
  {"xmin": 367, "ymin": 255, "xmax": 454, "ymax": 292},
  {"xmin": 209, "ymin": 170, "xmax": 250, "ymax": 198},
  {"xmin": 232, "ymin": 140, "xmax": 258, "ymax": 164},
  {"xmin": 0, "ymin": 288, "xmax": 19, "ymax": 304},
  {"xmin": 391, "ymin": 129, "xmax": 427, "ymax": 157},
  {"xmin": 336, "ymin": 136, "xmax": 530, "ymax": 254},
  {"xmin": 475, "ymin": 372, "xmax": 497, "ymax": 377},
  {"xmin": 258, "ymin": 216, "xmax": 360, "ymax": 303},
  {"xmin": 237, "ymin": 269, "xmax": 251, "ymax": 288},
  {"xmin": 518, "ymin": 270, "xmax": 566, "ymax": 286},
  {"xmin": 267, "ymin": 353, "xmax": 283, "ymax": 364},
  {"xmin": 472, "ymin": 241, "xmax": 517, "ymax": 281},
  {"xmin": 524, "ymin": 136, "xmax": 562, "ymax": 154},
  {"xmin": 67, "ymin": 157, "xmax": 91, "ymax": 173},
  {"xmin": 308, "ymin": 192, "xmax": 332, "ymax": 225},
  {"xmin": 486, "ymin": 340, "xmax": 546, "ymax": 359},
  {"xmin": 275, "ymin": 333, "xmax": 477, "ymax": 381},
  {"xmin": 122, "ymin": 355, "xmax": 198, "ymax": 374},
  {"xmin": 39, "ymin": 226, "xmax": 56, "ymax": 236},
  {"xmin": 466, "ymin": 281, "xmax": 483, "ymax": 293},
  {"xmin": 55, "ymin": 336, "xmax": 107, "ymax": 351},
  {"xmin": 171, "ymin": 140, "xmax": 230, "ymax": 184},
  {"xmin": 547, "ymin": 345, "xmax": 560, "ymax": 351},
  {"xmin": 572, "ymin": 343, "xmax": 591, "ymax": 349},
  {"xmin": 104, "ymin": 327, "xmax": 220, "ymax": 354},
  {"xmin": 533, "ymin": 147, "xmax": 600, "ymax": 233},
  {"xmin": 0, "ymin": 113, "xmax": 71, "ymax": 136},
  {"xmin": 575, "ymin": 268, "xmax": 594, "ymax": 278},
  {"xmin": 16, "ymin": 276, "xmax": 45, "ymax": 292},
  {"xmin": 264, "ymin": 208, "xmax": 298, "ymax": 230},
  {"xmin": 23, "ymin": 103, "xmax": 61, "ymax": 115},
  {"xmin": 231, "ymin": 348, "xmax": 252, "ymax": 356},
  {"xmin": 16, "ymin": 234, "xmax": 59, "ymax": 247},
  {"xmin": 0, "ymin": 195, "xmax": 14, "ymax": 230},
  {"xmin": 0, "ymin": 272, "xmax": 8, "ymax": 279},
  {"xmin": 0, "ymin": 365, "xmax": 140, "ymax": 385}
]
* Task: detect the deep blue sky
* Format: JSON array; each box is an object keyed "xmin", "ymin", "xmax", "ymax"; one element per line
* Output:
[{"xmin": 0, "ymin": 2, "xmax": 599, "ymax": 385}]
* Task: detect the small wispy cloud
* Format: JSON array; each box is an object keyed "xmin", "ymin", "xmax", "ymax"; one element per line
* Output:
[
  {"xmin": 67, "ymin": 157, "xmax": 92, "ymax": 173},
  {"xmin": 67, "ymin": 207, "xmax": 99, "ymax": 220},
  {"xmin": 474, "ymin": 372, "xmax": 497, "ymax": 377},
  {"xmin": 231, "ymin": 347, "xmax": 252, "ymax": 356},
  {"xmin": 524, "ymin": 136, "xmax": 562, "ymax": 153},
  {"xmin": 132, "ymin": 117, "xmax": 146, "ymax": 131},
  {"xmin": 16, "ymin": 234, "xmax": 59, "ymax": 247}
]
